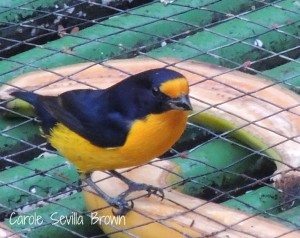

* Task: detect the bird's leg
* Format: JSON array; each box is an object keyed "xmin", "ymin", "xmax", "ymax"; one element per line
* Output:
[
  {"xmin": 83, "ymin": 173, "xmax": 133, "ymax": 215},
  {"xmin": 109, "ymin": 170, "xmax": 164, "ymax": 199}
]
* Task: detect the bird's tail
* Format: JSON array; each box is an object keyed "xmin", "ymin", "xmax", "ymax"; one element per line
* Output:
[
  {"xmin": 10, "ymin": 91, "xmax": 57, "ymax": 134},
  {"xmin": 10, "ymin": 91, "xmax": 39, "ymax": 106}
]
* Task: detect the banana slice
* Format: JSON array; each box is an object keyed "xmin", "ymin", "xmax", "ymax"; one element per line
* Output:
[
  {"xmin": 2, "ymin": 58, "xmax": 299, "ymax": 183},
  {"xmin": 83, "ymin": 160, "xmax": 299, "ymax": 238}
]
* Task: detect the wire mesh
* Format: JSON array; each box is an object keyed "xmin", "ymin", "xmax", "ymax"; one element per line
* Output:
[{"xmin": 0, "ymin": 0, "xmax": 299, "ymax": 237}]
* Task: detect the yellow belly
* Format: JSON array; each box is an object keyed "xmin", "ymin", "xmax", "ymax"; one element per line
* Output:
[{"xmin": 48, "ymin": 110, "xmax": 188, "ymax": 172}]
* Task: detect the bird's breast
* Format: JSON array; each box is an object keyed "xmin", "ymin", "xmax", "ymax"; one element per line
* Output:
[
  {"xmin": 48, "ymin": 110, "xmax": 188, "ymax": 172},
  {"xmin": 120, "ymin": 110, "xmax": 188, "ymax": 162}
]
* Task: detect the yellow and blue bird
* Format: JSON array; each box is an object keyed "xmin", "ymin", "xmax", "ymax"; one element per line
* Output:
[{"xmin": 11, "ymin": 68, "xmax": 192, "ymax": 214}]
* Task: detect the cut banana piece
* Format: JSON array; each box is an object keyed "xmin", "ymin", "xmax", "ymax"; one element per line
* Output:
[
  {"xmin": 2, "ymin": 58, "xmax": 299, "ymax": 184},
  {"xmin": 84, "ymin": 160, "xmax": 300, "ymax": 238}
]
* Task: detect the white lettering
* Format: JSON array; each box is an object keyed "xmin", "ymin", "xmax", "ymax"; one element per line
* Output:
[
  {"xmin": 90, "ymin": 212, "xmax": 126, "ymax": 226},
  {"xmin": 9, "ymin": 212, "xmax": 44, "ymax": 226}
]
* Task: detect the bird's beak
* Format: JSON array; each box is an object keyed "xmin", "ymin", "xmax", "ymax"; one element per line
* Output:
[{"xmin": 168, "ymin": 95, "xmax": 193, "ymax": 111}]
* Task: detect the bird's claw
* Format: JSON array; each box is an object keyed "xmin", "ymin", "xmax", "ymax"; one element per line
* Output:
[
  {"xmin": 105, "ymin": 179, "xmax": 164, "ymax": 215},
  {"xmin": 145, "ymin": 185, "xmax": 164, "ymax": 200},
  {"xmin": 109, "ymin": 196, "xmax": 134, "ymax": 216},
  {"xmin": 120, "ymin": 182, "xmax": 164, "ymax": 200}
]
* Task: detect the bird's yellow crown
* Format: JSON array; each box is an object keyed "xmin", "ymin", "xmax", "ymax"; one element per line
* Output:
[{"xmin": 159, "ymin": 77, "xmax": 189, "ymax": 98}]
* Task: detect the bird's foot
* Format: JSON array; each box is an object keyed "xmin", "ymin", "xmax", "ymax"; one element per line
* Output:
[
  {"xmin": 119, "ymin": 181, "xmax": 164, "ymax": 200},
  {"xmin": 109, "ymin": 170, "xmax": 164, "ymax": 200},
  {"xmin": 84, "ymin": 174, "xmax": 133, "ymax": 215}
]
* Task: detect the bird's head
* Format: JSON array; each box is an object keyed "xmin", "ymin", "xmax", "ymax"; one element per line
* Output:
[{"xmin": 131, "ymin": 68, "xmax": 193, "ymax": 113}]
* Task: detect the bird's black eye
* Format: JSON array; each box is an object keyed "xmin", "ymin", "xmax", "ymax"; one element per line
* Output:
[{"xmin": 152, "ymin": 87, "xmax": 160, "ymax": 96}]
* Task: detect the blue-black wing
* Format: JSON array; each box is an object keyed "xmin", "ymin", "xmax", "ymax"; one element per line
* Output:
[{"xmin": 11, "ymin": 89, "xmax": 129, "ymax": 147}]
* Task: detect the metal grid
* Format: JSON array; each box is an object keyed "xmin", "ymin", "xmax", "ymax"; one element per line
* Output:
[{"xmin": 0, "ymin": 0, "xmax": 299, "ymax": 237}]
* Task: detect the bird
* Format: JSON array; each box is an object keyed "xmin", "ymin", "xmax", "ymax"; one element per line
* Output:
[{"xmin": 11, "ymin": 68, "xmax": 192, "ymax": 215}]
